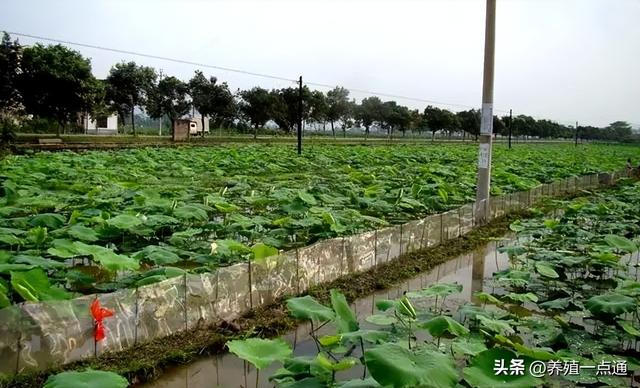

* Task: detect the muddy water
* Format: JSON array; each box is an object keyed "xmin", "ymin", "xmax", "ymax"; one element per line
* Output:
[{"xmin": 143, "ymin": 237, "xmax": 515, "ymax": 388}]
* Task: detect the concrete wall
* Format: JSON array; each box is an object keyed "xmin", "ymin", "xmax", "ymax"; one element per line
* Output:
[{"xmin": 173, "ymin": 119, "xmax": 191, "ymax": 141}]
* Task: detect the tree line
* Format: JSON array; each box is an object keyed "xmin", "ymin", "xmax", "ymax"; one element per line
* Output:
[{"xmin": 0, "ymin": 33, "xmax": 634, "ymax": 141}]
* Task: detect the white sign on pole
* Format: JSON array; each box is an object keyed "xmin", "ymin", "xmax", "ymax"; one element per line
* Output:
[
  {"xmin": 480, "ymin": 103, "xmax": 493, "ymax": 135},
  {"xmin": 478, "ymin": 143, "xmax": 490, "ymax": 168}
]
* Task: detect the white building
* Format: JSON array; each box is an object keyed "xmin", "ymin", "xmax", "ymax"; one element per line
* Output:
[
  {"xmin": 187, "ymin": 115, "xmax": 210, "ymax": 135},
  {"xmin": 80, "ymin": 113, "xmax": 119, "ymax": 135}
]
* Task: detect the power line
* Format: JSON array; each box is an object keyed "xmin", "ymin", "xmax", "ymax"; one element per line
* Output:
[
  {"xmin": 5, "ymin": 30, "xmax": 490, "ymax": 111},
  {"xmin": 5, "ymin": 31, "xmax": 298, "ymax": 84},
  {"xmin": 305, "ymin": 81, "xmax": 478, "ymax": 110}
]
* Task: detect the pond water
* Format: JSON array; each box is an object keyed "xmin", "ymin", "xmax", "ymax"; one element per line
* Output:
[{"xmin": 142, "ymin": 236, "xmax": 515, "ymax": 388}]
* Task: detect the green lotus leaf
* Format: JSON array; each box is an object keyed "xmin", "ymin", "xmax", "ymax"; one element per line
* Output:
[
  {"xmin": 604, "ymin": 234, "xmax": 637, "ymax": 253},
  {"xmin": 67, "ymin": 224, "xmax": 99, "ymax": 242},
  {"xmin": 316, "ymin": 353, "xmax": 359, "ymax": 372},
  {"xmin": 29, "ymin": 213, "xmax": 66, "ymax": 229},
  {"xmin": 226, "ymin": 337, "xmax": 292, "ymax": 370},
  {"xmin": 451, "ymin": 336, "xmax": 488, "ymax": 357},
  {"xmin": 43, "ymin": 369, "xmax": 128, "ymax": 388},
  {"xmin": 420, "ymin": 315, "xmax": 469, "ymax": 338},
  {"xmin": 286, "ymin": 295, "xmax": 335, "ymax": 323},
  {"xmin": 495, "ymin": 269, "xmax": 530, "ymax": 287},
  {"xmin": 473, "ymin": 292, "xmax": 502, "ymax": 305},
  {"xmin": 365, "ymin": 314, "xmax": 397, "ymax": 326},
  {"xmin": 106, "ymin": 214, "xmax": 143, "ymax": 230},
  {"xmin": 535, "ymin": 262, "xmax": 559, "ymax": 279},
  {"xmin": 341, "ymin": 330, "xmax": 390, "ymax": 344},
  {"xmin": 538, "ymin": 297, "xmax": 570, "ymax": 310},
  {"xmin": 12, "ymin": 254, "xmax": 65, "ymax": 270},
  {"xmin": 0, "ymin": 234, "xmax": 22, "ymax": 246},
  {"xmin": 0, "ymin": 282, "xmax": 10, "ymax": 308},
  {"xmin": 330, "ymin": 289, "xmax": 358, "ymax": 333},
  {"xmin": 477, "ymin": 315, "xmax": 515, "ymax": 335},
  {"xmin": 173, "ymin": 205, "xmax": 209, "ymax": 221},
  {"xmin": 0, "ymin": 227, "xmax": 26, "ymax": 236},
  {"xmin": 585, "ymin": 293, "xmax": 636, "ymax": 317},
  {"xmin": 336, "ymin": 377, "xmax": 382, "ymax": 387},
  {"xmin": 505, "ymin": 292, "xmax": 539, "ymax": 304},
  {"xmin": 497, "ymin": 245, "xmax": 526, "ymax": 256},
  {"xmin": 212, "ymin": 239, "xmax": 251, "ymax": 256},
  {"xmin": 318, "ymin": 335, "xmax": 340, "ymax": 347},
  {"xmin": 26, "ymin": 226, "xmax": 47, "ymax": 245},
  {"xmin": 135, "ymin": 275, "xmax": 168, "ymax": 287},
  {"xmin": 365, "ymin": 343, "xmax": 458, "ymax": 388},
  {"xmin": 618, "ymin": 321, "xmax": 640, "ymax": 337},
  {"xmin": 375, "ymin": 299, "xmax": 396, "ymax": 311},
  {"xmin": 617, "ymin": 280, "xmax": 640, "ymax": 297},
  {"xmin": 135, "ymin": 246, "xmax": 181, "ymax": 265},
  {"xmin": 509, "ymin": 221, "xmax": 524, "ymax": 232},
  {"xmin": 297, "ymin": 191, "xmax": 317, "ymax": 205},
  {"xmin": 47, "ymin": 239, "xmax": 80, "ymax": 258},
  {"xmin": 251, "ymin": 242, "xmax": 278, "ymax": 261},
  {"xmin": 96, "ymin": 251, "xmax": 140, "ymax": 272},
  {"xmin": 213, "ymin": 202, "xmax": 239, "ymax": 214},
  {"xmin": 512, "ymin": 342, "xmax": 556, "ymax": 361},
  {"xmin": 405, "ymin": 282, "xmax": 462, "ymax": 298},
  {"xmin": 463, "ymin": 348, "xmax": 539, "ymax": 388},
  {"xmin": 10, "ymin": 268, "xmax": 72, "ymax": 302},
  {"xmin": 0, "ymin": 263, "xmax": 37, "ymax": 274}
]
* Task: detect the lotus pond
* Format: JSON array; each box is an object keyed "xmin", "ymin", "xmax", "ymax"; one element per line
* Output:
[
  {"xmin": 220, "ymin": 180, "xmax": 640, "ymax": 387},
  {"xmin": 0, "ymin": 143, "xmax": 637, "ymax": 307}
]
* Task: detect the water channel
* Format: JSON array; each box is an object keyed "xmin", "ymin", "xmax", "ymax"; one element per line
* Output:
[{"xmin": 143, "ymin": 236, "xmax": 515, "ymax": 388}]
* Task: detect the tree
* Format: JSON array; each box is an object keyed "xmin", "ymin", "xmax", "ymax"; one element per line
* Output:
[
  {"xmin": 356, "ymin": 96, "xmax": 384, "ymax": 139},
  {"xmin": 308, "ymin": 90, "xmax": 329, "ymax": 134},
  {"xmin": 408, "ymin": 109, "xmax": 423, "ymax": 136},
  {"xmin": 423, "ymin": 105, "xmax": 457, "ymax": 140},
  {"xmin": 18, "ymin": 43, "xmax": 100, "ymax": 136},
  {"xmin": 105, "ymin": 61, "xmax": 156, "ymax": 135},
  {"xmin": 493, "ymin": 115, "xmax": 506, "ymax": 139},
  {"xmin": 510, "ymin": 115, "xmax": 537, "ymax": 139},
  {"xmin": 340, "ymin": 99, "xmax": 357, "ymax": 138},
  {"xmin": 188, "ymin": 70, "xmax": 236, "ymax": 137},
  {"xmin": 456, "ymin": 109, "xmax": 481, "ymax": 141},
  {"xmin": 87, "ymin": 80, "xmax": 115, "ymax": 127},
  {"xmin": 0, "ymin": 33, "xmax": 22, "ymax": 117},
  {"xmin": 239, "ymin": 87, "xmax": 272, "ymax": 136},
  {"xmin": 146, "ymin": 76, "xmax": 191, "ymax": 134},
  {"xmin": 326, "ymin": 86, "xmax": 350, "ymax": 138},
  {"xmin": 381, "ymin": 101, "xmax": 411, "ymax": 138},
  {"xmin": 269, "ymin": 87, "xmax": 311, "ymax": 134},
  {"xmin": 606, "ymin": 121, "xmax": 633, "ymax": 141}
]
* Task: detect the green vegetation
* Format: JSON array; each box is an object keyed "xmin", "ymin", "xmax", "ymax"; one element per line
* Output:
[
  {"xmin": 0, "ymin": 143, "xmax": 636, "ymax": 307},
  {"xmin": 227, "ymin": 181, "xmax": 640, "ymax": 387},
  {"xmin": 43, "ymin": 369, "xmax": 127, "ymax": 388}
]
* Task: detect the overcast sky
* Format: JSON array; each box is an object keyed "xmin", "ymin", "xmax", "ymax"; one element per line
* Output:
[{"xmin": 2, "ymin": 0, "xmax": 638, "ymax": 127}]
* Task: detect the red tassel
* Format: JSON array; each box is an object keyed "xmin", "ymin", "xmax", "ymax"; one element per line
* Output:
[{"xmin": 90, "ymin": 299, "xmax": 114, "ymax": 342}]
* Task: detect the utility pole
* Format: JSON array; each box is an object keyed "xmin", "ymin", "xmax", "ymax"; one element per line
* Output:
[
  {"xmin": 508, "ymin": 108, "xmax": 512, "ymax": 149},
  {"xmin": 574, "ymin": 121, "xmax": 579, "ymax": 146},
  {"xmin": 297, "ymin": 76, "xmax": 303, "ymax": 155},
  {"xmin": 475, "ymin": 0, "xmax": 496, "ymax": 223},
  {"xmin": 158, "ymin": 69, "xmax": 164, "ymax": 136}
]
